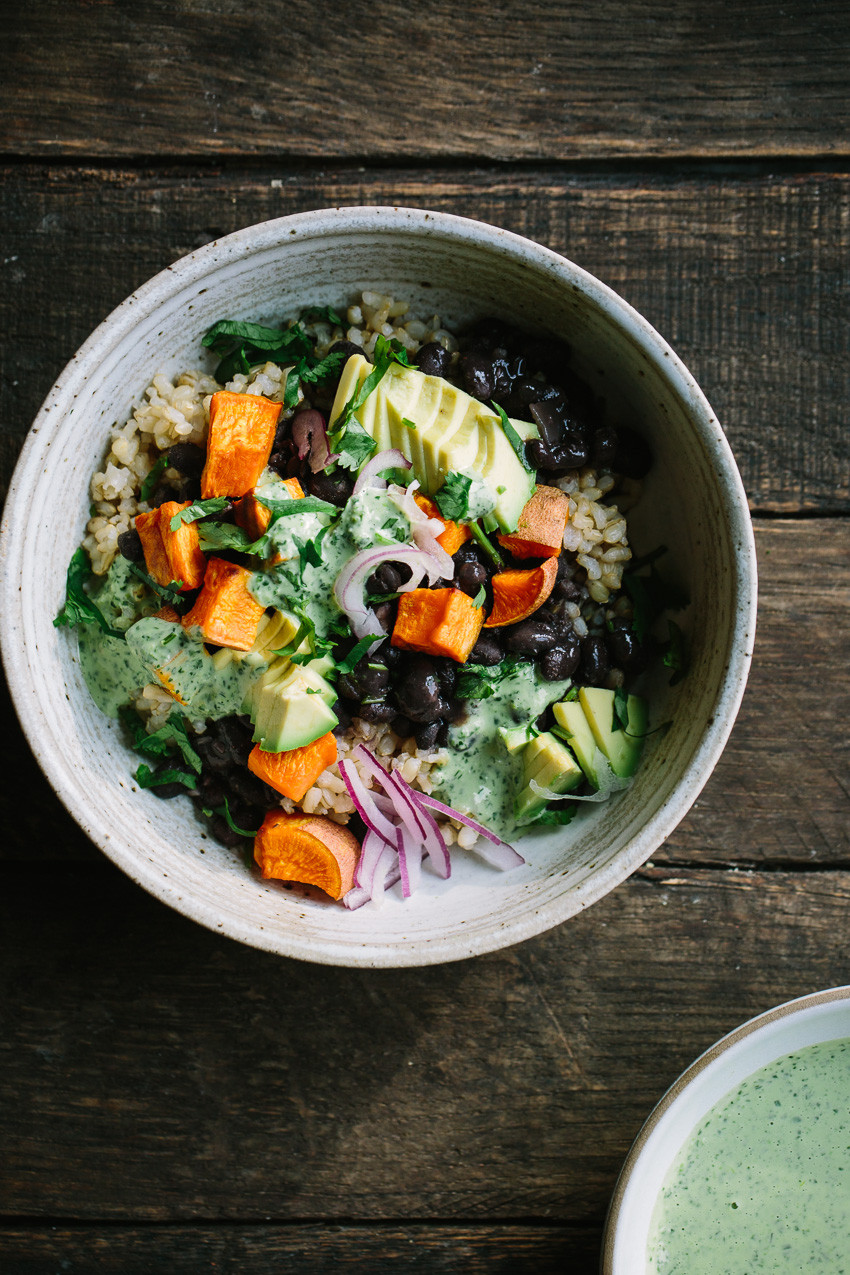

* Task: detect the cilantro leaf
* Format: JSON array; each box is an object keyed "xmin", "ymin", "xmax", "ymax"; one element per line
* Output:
[
  {"xmin": 255, "ymin": 495, "xmax": 337, "ymax": 519},
  {"xmin": 54, "ymin": 548, "xmax": 125, "ymax": 639},
  {"xmin": 329, "ymin": 334, "xmax": 412, "ymax": 438},
  {"xmin": 203, "ymin": 319, "xmax": 314, "ymax": 383},
  {"xmin": 139, "ymin": 454, "xmax": 170, "ymax": 503},
  {"xmin": 127, "ymin": 564, "xmax": 185, "ymax": 605},
  {"xmin": 491, "ymin": 402, "xmax": 533, "ymax": 473},
  {"xmin": 299, "ymin": 305, "xmax": 343, "ymax": 326},
  {"xmin": 134, "ymin": 763, "xmax": 198, "ymax": 791},
  {"xmin": 613, "ymin": 686, "xmax": 630, "ymax": 733},
  {"xmin": 335, "ymin": 635, "xmax": 384, "ymax": 677},
  {"xmin": 197, "ymin": 522, "xmax": 256, "ymax": 555},
  {"xmin": 169, "ymin": 498, "xmax": 230, "ymax": 531},
  {"xmin": 334, "ymin": 423, "xmax": 377, "ymax": 472},
  {"xmin": 532, "ymin": 806, "xmax": 577, "ymax": 826},
  {"xmin": 434, "ymin": 472, "xmax": 472, "ymax": 521},
  {"xmin": 202, "ymin": 795, "xmax": 259, "ymax": 838},
  {"xmin": 120, "ymin": 710, "xmax": 203, "ymax": 774},
  {"xmin": 472, "ymin": 585, "xmax": 486, "ymax": 609}
]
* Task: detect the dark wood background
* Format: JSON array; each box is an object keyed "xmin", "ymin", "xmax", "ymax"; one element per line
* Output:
[{"xmin": 2, "ymin": 3, "xmax": 848, "ymax": 1271}]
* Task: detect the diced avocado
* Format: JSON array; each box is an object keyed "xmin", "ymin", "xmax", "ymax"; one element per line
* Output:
[
  {"xmin": 498, "ymin": 723, "xmax": 538, "ymax": 754},
  {"xmin": 515, "ymin": 731, "xmax": 583, "ymax": 821},
  {"xmin": 552, "ymin": 697, "xmax": 601, "ymax": 788},
  {"xmin": 246, "ymin": 662, "xmax": 339, "ymax": 752},
  {"xmin": 329, "ymin": 355, "xmax": 536, "ymax": 532},
  {"xmin": 578, "ymin": 687, "xmax": 648, "ymax": 779}
]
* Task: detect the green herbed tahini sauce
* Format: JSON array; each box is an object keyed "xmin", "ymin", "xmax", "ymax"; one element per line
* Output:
[{"xmin": 647, "ymin": 1037, "xmax": 850, "ymax": 1274}]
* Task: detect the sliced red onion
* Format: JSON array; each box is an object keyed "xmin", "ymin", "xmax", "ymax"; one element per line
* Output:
[
  {"xmin": 413, "ymin": 791, "xmax": 521, "ymax": 855},
  {"xmin": 338, "ymin": 759, "xmax": 398, "ymax": 846},
  {"xmin": 387, "ymin": 481, "xmax": 454, "ymax": 579},
  {"xmin": 291, "ymin": 409, "xmax": 339, "ymax": 473},
  {"xmin": 353, "ymin": 448, "xmax": 411, "ymax": 494},
  {"xmin": 333, "ymin": 543, "xmax": 442, "ymax": 639},
  {"xmin": 353, "ymin": 827, "xmax": 388, "ymax": 893},
  {"xmin": 344, "ymin": 858, "xmax": 402, "ymax": 910},
  {"xmin": 355, "ymin": 745, "xmax": 450, "ymax": 880}
]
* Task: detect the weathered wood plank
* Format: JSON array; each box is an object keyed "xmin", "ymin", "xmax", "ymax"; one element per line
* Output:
[
  {"xmin": 4, "ymin": 1, "xmax": 850, "ymax": 160},
  {"xmin": 1, "ymin": 862, "xmax": 848, "ymax": 1220},
  {"xmin": 0, "ymin": 1224, "xmax": 599, "ymax": 1275},
  {"xmin": 2, "ymin": 167, "xmax": 848, "ymax": 512},
  {"xmin": 2, "ymin": 520, "xmax": 846, "ymax": 866}
]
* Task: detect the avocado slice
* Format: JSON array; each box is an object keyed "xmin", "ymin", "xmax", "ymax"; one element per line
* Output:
[
  {"xmin": 515, "ymin": 731, "xmax": 583, "ymax": 822},
  {"xmin": 498, "ymin": 723, "xmax": 539, "ymax": 754},
  {"xmin": 329, "ymin": 355, "xmax": 536, "ymax": 532},
  {"xmin": 246, "ymin": 662, "xmax": 339, "ymax": 752},
  {"xmin": 552, "ymin": 697, "xmax": 601, "ymax": 788},
  {"xmin": 578, "ymin": 687, "xmax": 648, "ymax": 779}
]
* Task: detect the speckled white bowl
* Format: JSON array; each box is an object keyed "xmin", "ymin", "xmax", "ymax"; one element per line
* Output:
[
  {"xmin": 602, "ymin": 985, "xmax": 850, "ymax": 1272},
  {"xmin": 0, "ymin": 208, "xmax": 756, "ymax": 966}
]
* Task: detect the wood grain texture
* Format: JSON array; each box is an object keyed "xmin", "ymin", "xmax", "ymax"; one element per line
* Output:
[
  {"xmin": 1, "ymin": 518, "xmax": 847, "ymax": 867},
  {"xmin": 0, "ymin": 1224, "xmax": 599, "ymax": 1275},
  {"xmin": 2, "ymin": 862, "xmax": 848, "ymax": 1224},
  {"xmin": 2, "ymin": 166, "xmax": 848, "ymax": 512},
  {"xmin": 4, "ymin": 1, "xmax": 850, "ymax": 160}
]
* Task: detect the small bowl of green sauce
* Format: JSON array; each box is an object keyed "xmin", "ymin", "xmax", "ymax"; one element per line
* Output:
[{"xmin": 603, "ymin": 985, "xmax": 850, "ymax": 1273}]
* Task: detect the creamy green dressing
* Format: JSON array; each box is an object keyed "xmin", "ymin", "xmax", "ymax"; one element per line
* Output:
[
  {"xmin": 437, "ymin": 663, "xmax": 572, "ymax": 839},
  {"xmin": 647, "ymin": 1037, "xmax": 850, "ymax": 1274},
  {"xmin": 126, "ymin": 617, "xmax": 269, "ymax": 719}
]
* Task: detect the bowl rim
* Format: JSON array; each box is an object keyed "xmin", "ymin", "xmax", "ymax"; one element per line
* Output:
[
  {"xmin": 601, "ymin": 983, "xmax": 850, "ymax": 1271},
  {"xmin": 0, "ymin": 206, "xmax": 758, "ymax": 964}
]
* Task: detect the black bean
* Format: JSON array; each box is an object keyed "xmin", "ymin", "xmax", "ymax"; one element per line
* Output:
[
  {"xmin": 357, "ymin": 701, "xmax": 398, "ymax": 724},
  {"xmin": 391, "ymin": 713, "xmax": 414, "ymax": 738},
  {"xmin": 436, "ymin": 722, "xmax": 450, "ymax": 746},
  {"xmin": 469, "ymin": 632, "xmax": 502, "ymax": 666},
  {"xmin": 445, "ymin": 699, "xmax": 468, "ymax": 725},
  {"xmin": 353, "ymin": 658, "xmax": 391, "ymax": 696},
  {"xmin": 229, "ymin": 769, "xmax": 272, "ymax": 807},
  {"xmin": 198, "ymin": 773, "xmax": 226, "ymax": 808},
  {"xmin": 414, "ymin": 341, "xmax": 451, "ymax": 378},
  {"xmin": 529, "ymin": 401, "xmax": 564, "ymax": 447},
  {"xmin": 367, "ymin": 562, "xmax": 403, "ymax": 595},
  {"xmin": 373, "ymin": 601, "xmax": 397, "ymax": 634},
  {"xmin": 559, "ymin": 431, "xmax": 592, "ymax": 469},
  {"xmin": 456, "ymin": 559, "xmax": 488, "ymax": 596},
  {"xmin": 307, "ymin": 470, "xmax": 353, "ymax": 506},
  {"xmin": 606, "ymin": 624, "xmax": 649, "ymax": 672},
  {"xmin": 545, "ymin": 603, "xmax": 578, "ymax": 640},
  {"xmin": 415, "ymin": 720, "xmax": 441, "ymax": 750},
  {"xmin": 150, "ymin": 777, "xmax": 192, "ymax": 800},
  {"xmin": 210, "ymin": 814, "xmax": 247, "ymax": 850},
  {"xmin": 614, "ymin": 427, "xmax": 653, "ymax": 479},
  {"xmin": 332, "ymin": 701, "xmax": 353, "ymax": 736},
  {"xmin": 393, "ymin": 657, "xmax": 447, "ymax": 722},
  {"xmin": 458, "ymin": 352, "xmax": 495, "ymax": 401},
  {"xmin": 536, "ymin": 706, "xmax": 556, "ymax": 732},
  {"xmin": 118, "ymin": 528, "xmax": 145, "ymax": 562},
  {"xmin": 336, "ymin": 673, "xmax": 361, "ymax": 703},
  {"xmin": 580, "ymin": 635, "xmax": 610, "ymax": 686},
  {"xmin": 540, "ymin": 639, "xmax": 582, "ymax": 681},
  {"xmin": 503, "ymin": 618, "xmax": 559, "ymax": 656},
  {"xmin": 521, "ymin": 337, "xmax": 571, "ymax": 381},
  {"xmin": 149, "ymin": 481, "xmax": 174, "ymax": 508},
  {"xmin": 592, "ymin": 425, "xmax": 620, "ymax": 469},
  {"xmin": 166, "ymin": 442, "xmax": 206, "ymax": 477},
  {"xmin": 435, "ymin": 659, "xmax": 458, "ymax": 697}
]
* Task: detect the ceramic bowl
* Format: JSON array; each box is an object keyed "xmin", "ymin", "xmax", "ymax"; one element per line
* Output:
[
  {"xmin": 602, "ymin": 985, "xmax": 850, "ymax": 1271},
  {"xmin": 0, "ymin": 207, "xmax": 756, "ymax": 966}
]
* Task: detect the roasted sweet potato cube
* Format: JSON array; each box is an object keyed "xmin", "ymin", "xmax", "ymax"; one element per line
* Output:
[
  {"xmin": 392, "ymin": 587, "xmax": 484, "ymax": 663},
  {"xmin": 253, "ymin": 809, "xmax": 358, "ymax": 901},
  {"xmin": 497, "ymin": 485, "xmax": 569, "ymax": 559},
  {"xmin": 413, "ymin": 493, "xmax": 472, "ymax": 556},
  {"xmin": 484, "ymin": 557, "xmax": 559, "ymax": 628},
  {"xmin": 181, "ymin": 557, "xmax": 265, "ymax": 650},
  {"xmin": 234, "ymin": 477, "xmax": 304, "ymax": 540},
  {"xmin": 248, "ymin": 733, "xmax": 338, "ymax": 803},
  {"xmin": 201, "ymin": 391, "xmax": 282, "ymax": 499},
  {"xmin": 135, "ymin": 500, "xmax": 206, "ymax": 591}
]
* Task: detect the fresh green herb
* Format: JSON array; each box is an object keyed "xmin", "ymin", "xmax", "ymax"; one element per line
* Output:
[
  {"xmin": 496, "ymin": 484, "xmax": 506, "ymax": 495},
  {"xmin": 271, "ymin": 618, "xmax": 311, "ymax": 661},
  {"xmin": 662, "ymin": 619, "xmax": 688, "ymax": 686},
  {"xmin": 134, "ymin": 763, "xmax": 197, "ymax": 791},
  {"xmin": 335, "ymin": 635, "xmax": 382, "ymax": 677},
  {"xmin": 472, "ymin": 585, "xmax": 486, "ymax": 609},
  {"xmin": 629, "ymin": 544, "xmax": 669, "ymax": 572},
  {"xmin": 402, "ymin": 417, "xmax": 417, "ymax": 431},
  {"xmin": 334, "ymin": 422, "xmax": 378, "ymax": 472},
  {"xmin": 127, "ymin": 564, "xmax": 185, "ymax": 605},
  {"xmin": 455, "ymin": 656, "xmax": 521, "ymax": 700},
  {"xmin": 613, "ymin": 686, "xmax": 630, "ymax": 733},
  {"xmin": 282, "ymin": 350, "xmax": 348, "ymax": 409},
  {"xmin": 139, "ymin": 454, "xmax": 170, "ymax": 503},
  {"xmin": 162, "ymin": 631, "xmax": 177, "ymax": 646},
  {"xmin": 202, "ymin": 319, "xmax": 313, "ymax": 383},
  {"xmin": 434, "ymin": 472, "xmax": 473, "ymax": 521},
  {"xmin": 492, "ymin": 402, "xmax": 533, "ymax": 473},
  {"xmin": 255, "ymin": 495, "xmax": 337, "ymax": 519},
  {"xmin": 197, "ymin": 522, "xmax": 256, "ymax": 555},
  {"xmin": 299, "ymin": 304, "xmax": 343, "ymax": 327},
  {"xmin": 532, "ymin": 806, "xmax": 577, "ymax": 826},
  {"xmin": 168, "ymin": 498, "xmax": 230, "ymax": 530},
  {"xmin": 468, "ymin": 520, "xmax": 504, "ymax": 568},
  {"xmin": 201, "ymin": 795, "xmax": 259, "ymax": 838},
  {"xmin": 54, "ymin": 547, "xmax": 125, "ymax": 638},
  {"xmin": 330, "ymin": 334, "xmax": 413, "ymax": 438},
  {"xmin": 623, "ymin": 562, "xmax": 689, "ymax": 643},
  {"xmin": 120, "ymin": 710, "xmax": 203, "ymax": 774}
]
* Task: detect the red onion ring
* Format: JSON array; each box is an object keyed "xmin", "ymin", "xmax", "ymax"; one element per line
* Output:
[
  {"xmin": 353, "ymin": 448, "xmax": 411, "ymax": 494},
  {"xmin": 333, "ymin": 543, "xmax": 443, "ymax": 640}
]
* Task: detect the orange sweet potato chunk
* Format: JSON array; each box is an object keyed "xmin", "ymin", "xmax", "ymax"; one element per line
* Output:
[
  {"xmin": 201, "ymin": 391, "xmax": 282, "ymax": 499},
  {"xmin": 413, "ymin": 493, "xmax": 472, "ymax": 556},
  {"xmin": 248, "ymin": 733, "xmax": 338, "ymax": 803},
  {"xmin": 234, "ymin": 476, "xmax": 304, "ymax": 540},
  {"xmin": 181, "ymin": 557, "xmax": 265, "ymax": 650},
  {"xmin": 253, "ymin": 810, "xmax": 359, "ymax": 900},
  {"xmin": 392, "ymin": 587, "xmax": 484, "ymax": 663},
  {"xmin": 497, "ymin": 485, "xmax": 569, "ymax": 560},
  {"xmin": 135, "ymin": 501, "xmax": 206, "ymax": 591},
  {"xmin": 484, "ymin": 556, "xmax": 559, "ymax": 628}
]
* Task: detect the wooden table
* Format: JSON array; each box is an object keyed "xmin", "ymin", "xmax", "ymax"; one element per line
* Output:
[{"xmin": 2, "ymin": 3, "xmax": 848, "ymax": 1270}]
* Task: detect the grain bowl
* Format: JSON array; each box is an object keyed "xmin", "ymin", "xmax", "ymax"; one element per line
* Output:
[{"xmin": 0, "ymin": 208, "xmax": 756, "ymax": 966}]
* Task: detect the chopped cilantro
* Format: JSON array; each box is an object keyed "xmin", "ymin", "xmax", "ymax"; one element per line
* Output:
[
  {"xmin": 202, "ymin": 318, "xmax": 313, "ymax": 383},
  {"xmin": 613, "ymin": 685, "xmax": 630, "ymax": 733},
  {"xmin": 434, "ymin": 472, "xmax": 473, "ymax": 522},
  {"xmin": 335, "ymin": 635, "xmax": 383, "ymax": 677},
  {"xmin": 54, "ymin": 547, "xmax": 125, "ymax": 639},
  {"xmin": 120, "ymin": 710, "xmax": 203, "ymax": 774},
  {"xmin": 127, "ymin": 564, "xmax": 185, "ymax": 605},
  {"xmin": 299, "ymin": 304, "xmax": 343, "ymax": 326},
  {"xmin": 169, "ymin": 497, "xmax": 230, "ymax": 531},
  {"xmin": 197, "ymin": 522, "xmax": 255, "ymax": 555},
  {"xmin": 334, "ymin": 422, "xmax": 377, "ymax": 472},
  {"xmin": 255, "ymin": 495, "xmax": 337, "ymax": 519},
  {"xmin": 134, "ymin": 763, "xmax": 198, "ymax": 791},
  {"xmin": 201, "ymin": 795, "xmax": 259, "ymax": 838},
  {"xmin": 472, "ymin": 585, "xmax": 486, "ymax": 609},
  {"xmin": 492, "ymin": 402, "xmax": 533, "ymax": 473},
  {"xmin": 402, "ymin": 417, "xmax": 417, "ymax": 431},
  {"xmin": 468, "ymin": 520, "xmax": 504, "ymax": 568},
  {"xmin": 139, "ymin": 454, "xmax": 169, "ymax": 503}
]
